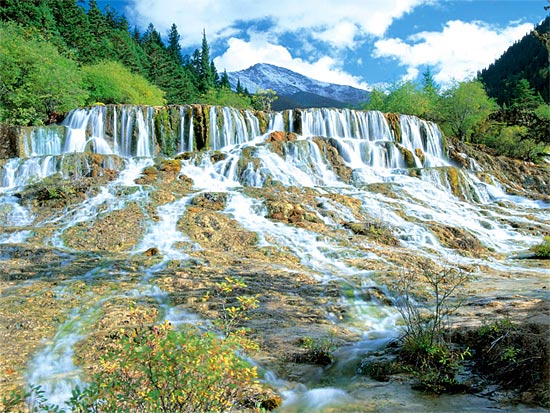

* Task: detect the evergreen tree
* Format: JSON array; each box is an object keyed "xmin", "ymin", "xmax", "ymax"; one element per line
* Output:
[
  {"xmin": 236, "ymin": 79, "xmax": 243, "ymax": 94},
  {"xmin": 219, "ymin": 70, "xmax": 231, "ymax": 89},
  {"xmin": 87, "ymin": 0, "xmax": 107, "ymax": 37},
  {"xmin": 211, "ymin": 61, "xmax": 220, "ymax": 87},
  {"xmin": 511, "ymin": 78, "xmax": 544, "ymax": 110},
  {"xmin": 422, "ymin": 67, "xmax": 439, "ymax": 98},
  {"xmin": 198, "ymin": 29, "xmax": 214, "ymax": 93},
  {"xmin": 50, "ymin": 0, "xmax": 92, "ymax": 61},
  {"xmin": 167, "ymin": 23, "xmax": 182, "ymax": 65}
]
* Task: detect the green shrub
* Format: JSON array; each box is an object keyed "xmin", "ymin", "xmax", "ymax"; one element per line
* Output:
[
  {"xmin": 294, "ymin": 335, "xmax": 336, "ymax": 366},
  {"xmin": 197, "ymin": 88, "xmax": 254, "ymax": 110},
  {"xmin": 0, "ymin": 22, "xmax": 87, "ymax": 125},
  {"xmin": 531, "ymin": 236, "xmax": 550, "ymax": 258},
  {"xmin": 82, "ymin": 60, "xmax": 165, "ymax": 106},
  {"xmin": 69, "ymin": 321, "xmax": 259, "ymax": 413}
]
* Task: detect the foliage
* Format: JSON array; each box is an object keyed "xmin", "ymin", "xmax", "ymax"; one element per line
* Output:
[
  {"xmin": 479, "ymin": 124, "xmax": 547, "ymax": 162},
  {"xmin": 364, "ymin": 81, "xmax": 433, "ymax": 119},
  {"xmin": 535, "ymin": 103, "xmax": 550, "ymax": 120},
  {"xmin": 511, "ymin": 78, "xmax": 545, "ymax": 110},
  {"xmin": 0, "ymin": 22, "xmax": 87, "ymax": 125},
  {"xmin": 294, "ymin": 335, "xmax": 337, "ymax": 366},
  {"xmin": 197, "ymin": 88, "xmax": 253, "ymax": 110},
  {"xmin": 466, "ymin": 318, "xmax": 550, "ymax": 405},
  {"xmin": 252, "ymin": 89, "xmax": 279, "ymax": 111},
  {"xmin": 530, "ymin": 236, "xmax": 550, "ymax": 258},
  {"xmin": 393, "ymin": 260, "xmax": 473, "ymax": 393},
  {"xmin": 478, "ymin": 16, "xmax": 549, "ymax": 106},
  {"xmin": 67, "ymin": 321, "xmax": 259, "ymax": 413},
  {"xmin": 363, "ymin": 71, "xmax": 439, "ymax": 120},
  {"xmin": 439, "ymin": 80, "xmax": 498, "ymax": 141},
  {"xmin": 0, "ymin": 1, "xmax": 253, "ymax": 125},
  {"xmin": 82, "ymin": 60, "xmax": 165, "ymax": 105},
  {"xmin": 202, "ymin": 276, "xmax": 260, "ymax": 350}
]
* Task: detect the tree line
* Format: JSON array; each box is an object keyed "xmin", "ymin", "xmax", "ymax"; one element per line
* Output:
[
  {"xmin": 0, "ymin": 0, "xmax": 548, "ymax": 162},
  {"xmin": 363, "ymin": 66, "xmax": 549, "ymax": 162},
  {"xmin": 0, "ymin": 0, "xmax": 264, "ymax": 125}
]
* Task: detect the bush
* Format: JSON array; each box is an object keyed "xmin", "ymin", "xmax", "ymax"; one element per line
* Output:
[
  {"xmin": 392, "ymin": 260, "xmax": 473, "ymax": 393},
  {"xmin": 0, "ymin": 22, "xmax": 87, "ymax": 125},
  {"xmin": 464, "ymin": 318, "xmax": 550, "ymax": 406},
  {"xmin": 293, "ymin": 335, "xmax": 336, "ymax": 366},
  {"xmin": 69, "ymin": 321, "xmax": 259, "ymax": 413},
  {"xmin": 531, "ymin": 236, "xmax": 550, "ymax": 258},
  {"xmin": 481, "ymin": 125, "xmax": 547, "ymax": 162},
  {"xmin": 82, "ymin": 60, "xmax": 165, "ymax": 106},
  {"xmin": 197, "ymin": 88, "xmax": 253, "ymax": 109},
  {"xmin": 2, "ymin": 278, "xmax": 267, "ymax": 413}
]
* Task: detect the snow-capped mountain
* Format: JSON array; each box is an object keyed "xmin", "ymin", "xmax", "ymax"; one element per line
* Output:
[{"xmin": 227, "ymin": 63, "xmax": 369, "ymax": 109}]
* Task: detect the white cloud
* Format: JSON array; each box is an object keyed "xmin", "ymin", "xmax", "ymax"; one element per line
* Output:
[
  {"xmin": 124, "ymin": 0, "xmax": 432, "ymax": 89},
  {"xmin": 312, "ymin": 21, "xmax": 360, "ymax": 49},
  {"xmin": 213, "ymin": 36, "xmax": 370, "ymax": 89},
  {"xmin": 126, "ymin": 0, "xmax": 429, "ymax": 48},
  {"xmin": 373, "ymin": 20, "xmax": 534, "ymax": 86}
]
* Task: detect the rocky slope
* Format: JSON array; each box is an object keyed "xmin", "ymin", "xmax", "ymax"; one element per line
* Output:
[{"xmin": 0, "ymin": 105, "xmax": 548, "ymax": 411}]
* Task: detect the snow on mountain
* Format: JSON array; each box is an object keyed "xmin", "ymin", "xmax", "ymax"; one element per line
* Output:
[{"xmin": 227, "ymin": 63, "xmax": 369, "ymax": 108}]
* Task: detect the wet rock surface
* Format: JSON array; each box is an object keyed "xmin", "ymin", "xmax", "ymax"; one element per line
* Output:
[{"xmin": 1, "ymin": 116, "xmax": 549, "ymax": 411}]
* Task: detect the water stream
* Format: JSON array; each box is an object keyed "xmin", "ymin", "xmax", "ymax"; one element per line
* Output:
[{"xmin": 0, "ymin": 105, "xmax": 548, "ymax": 412}]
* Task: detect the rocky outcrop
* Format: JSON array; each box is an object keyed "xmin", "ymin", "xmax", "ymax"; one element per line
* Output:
[
  {"xmin": 448, "ymin": 138, "xmax": 550, "ymax": 200},
  {"xmin": 0, "ymin": 124, "xmax": 19, "ymax": 159},
  {"xmin": 266, "ymin": 131, "xmax": 298, "ymax": 143}
]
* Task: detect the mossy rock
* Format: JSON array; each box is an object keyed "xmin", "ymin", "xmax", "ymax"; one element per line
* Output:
[
  {"xmin": 415, "ymin": 148, "xmax": 426, "ymax": 165},
  {"xmin": 177, "ymin": 209, "xmax": 258, "ymax": 253},
  {"xmin": 384, "ymin": 113, "xmax": 401, "ymax": 143},
  {"xmin": 428, "ymin": 222, "xmax": 485, "ymax": 256},
  {"xmin": 397, "ymin": 144, "xmax": 417, "ymax": 168},
  {"xmin": 159, "ymin": 159, "xmax": 181, "ymax": 174},
  {"xmin": 63, "ymin": 202, "xmax": 146, "ymax": 252},
  {"xmin": 265, "ymin": 199, "xmax": 322, "ymax": 224},
  {"xmin": 343, "ymin": 221, "xmax": 399, "ymax": 246},
  {"xmin": 190, "ymin": 192, "xmax": 228, "ymax": 211}
]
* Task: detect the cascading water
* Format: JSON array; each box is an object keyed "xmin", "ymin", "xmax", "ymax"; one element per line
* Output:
[{"xmin": 1, "ymin": 104, "xmax": 548, "ymax": 412}]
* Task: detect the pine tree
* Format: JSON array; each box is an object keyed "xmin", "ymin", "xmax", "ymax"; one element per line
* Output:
[
  {"xmin": 220, "ymin": 70, "xmax": 231, "ymax": 89},
  {"xmin": 236, "ymin": 79, "xmax": 243, "ymax": 94},
  {"xmin": 167, "ymin": 23, "xmax": 182, "ymax": 65},
  {"xmin": 198, "ymin": 29, "xmax": 213, "ymax": 93},
  {"xmin": 511, "ymin": 78, "xmax": 544, "ymax": 110},
  {"xmin": 422, "ymin": 67, "xmax": 439, "ymax": 97}
]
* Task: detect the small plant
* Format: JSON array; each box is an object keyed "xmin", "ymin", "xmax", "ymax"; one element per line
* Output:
[
  {"xmin": 392, "ymin": 260, "xmax": 473, "ymax": 393},
  {"xmin": 1, "ymin": 384, "xmax": 62, "ymax": 413},
  {"xmin": 530, "ymin": 236, "xmax": 550, "ymax": 258},
  {"xmin": 294, "ymin": 335, "xmax": 337, "ymax": 366},
  {"xmin": 467, "ymin": 318, "xmax": 549, "ymax": 405},
  {"xmin": 202, "ymin": 276, "xmax": 260, "ymax": 351},
  {"xmin": 4, "ymin": 281, "xmax": 270, "ymax": 413}
]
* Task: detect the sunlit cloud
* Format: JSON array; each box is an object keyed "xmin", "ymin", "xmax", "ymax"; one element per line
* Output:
[
  {"xmin": 214, "ymin": 36, "xmax": 370, "ymax": 88},
  {"xmin": 373, "ymin": 20, "xmax": 534, "ymax": 86}
]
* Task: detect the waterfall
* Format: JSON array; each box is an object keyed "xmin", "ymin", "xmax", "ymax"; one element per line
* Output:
[
  {"xmin": 2, "ymin": 104, "xmax": 548, "ymax": 413},
  {"xmin": 209, "ymin": 106, "xmax": 261, "ymax": 149}
]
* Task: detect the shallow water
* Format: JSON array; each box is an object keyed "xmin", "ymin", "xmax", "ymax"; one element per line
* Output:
[{"xmin": 0, "ymin": 105, "xmax": 548, "ymax": 412}]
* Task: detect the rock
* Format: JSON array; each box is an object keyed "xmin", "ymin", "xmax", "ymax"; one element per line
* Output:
[
  {"xmin": 266, "ymin": 131, "xmax": 297, "ymax": 142},
  {"xmin": 144, "ymin": 247, "xmax": 160, "ymax": 256},
  {"xmin": 428, "ymin": 223, "xmax": 486, "ymax": 256},
  {"xmin": 265, "ymin": 199, "xmax": 322, "ymax": 225},
  {"xmin": 343, "ymin": 221, "xmax": 399, "ymax": 246},
  {"xmin": 190, "ymin": 192, "xmax": 228, "ymax": 211}
]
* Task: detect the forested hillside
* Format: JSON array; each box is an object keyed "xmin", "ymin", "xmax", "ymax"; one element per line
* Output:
[
  {"xmin": 478, "ymin": 16, "xmax": 549, "ymax": 107},
  {"xmin": 0, "ymin": 0, "xmax": 253, "ymax": 125}
]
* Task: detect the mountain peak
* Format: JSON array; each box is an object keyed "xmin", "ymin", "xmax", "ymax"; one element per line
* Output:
[{"xmin": 227, "ymin": 63, "xmax": 369, "ymax": 110}]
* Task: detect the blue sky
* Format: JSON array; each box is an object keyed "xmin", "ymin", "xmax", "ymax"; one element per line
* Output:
[{"xmin": 98, "ymin": 0, "xmax": 548, "ymax": 90}]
